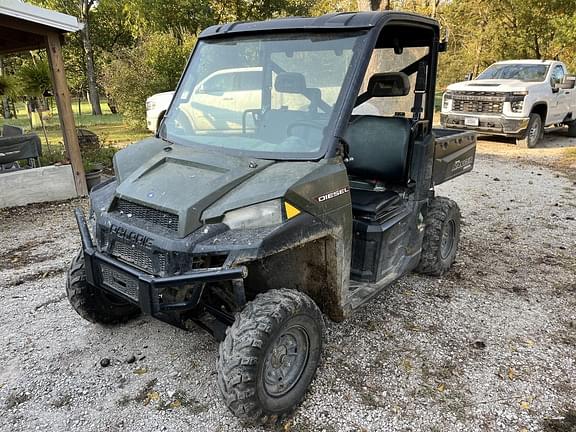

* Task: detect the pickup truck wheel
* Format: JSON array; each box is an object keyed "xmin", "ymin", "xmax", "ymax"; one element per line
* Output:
[
  {"xmin": 66, "ymin": 250, "xmax": 140, "ymax": 324},
  {"xmin": 217, "ymin": 289, "xmax": 324, "ymax": 422},
  {"xmin": 516, "ymin": 113, "xmax": 542, "ymax": 148},
  {"xmin": 567, "ymin": 120, "xmax": 576, "ymax": 137},
  {"xmin": 416, "ymin": 197, "xmax": 461, "ymax": 276}
]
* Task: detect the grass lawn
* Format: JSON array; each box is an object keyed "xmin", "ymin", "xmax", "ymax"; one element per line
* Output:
[{"xmin": 0, "ymin": 99, "xmax": 150, "ymax": 152}]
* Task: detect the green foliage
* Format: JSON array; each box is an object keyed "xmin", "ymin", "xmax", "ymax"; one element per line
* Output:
[
  {"xmin": 0, "ymin": 74, "xmax": 20, "ymax": 98},
  {"xmin": 102, "ymin": 32, "xmax": 196, "ymax": 126},
  {"xmin": 82, "ymin": 144, "xmax": 118, "ymax": 172},
  {"xmin": 17, "ymin": 60, "xmax": 52, "ymax": 97},
  {"xmin": 437, "ymin": 0, "xmax": 576, "ymax": 88},
  {"xmin": 39, "ymin": 147, "xmax": 68, "ymax": 167}
]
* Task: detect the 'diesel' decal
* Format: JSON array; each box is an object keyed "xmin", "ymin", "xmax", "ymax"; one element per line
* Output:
[{"xmin": 316, "ymin": 186, "xmax": 350, "ymax": 203}]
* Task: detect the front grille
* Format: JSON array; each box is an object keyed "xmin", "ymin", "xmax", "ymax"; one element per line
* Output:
[
  {"xmin": 116, "ymin": 199, "xmax": 179, "ymax": 232},
  {"xmin": 111, "ymin": 240, "xmax": 167, "ymax": 274},
  {"xmin": 453, "ymin": 99, "xmax": 503, "ymax": 113},
  {"xmin": 101, "ymin": 265, "xmax": 139, "ymax": 301},
  {"xmin": 452, "ymin": 91, "xmax": 504, "ymax": 114}
]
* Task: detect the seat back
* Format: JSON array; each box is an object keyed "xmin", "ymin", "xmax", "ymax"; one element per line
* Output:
[
  {"xmin": 258, "ymin": 109, "xmax": 311, "ymax": 143},
  {"xmin": 343, "ymin": 115, "xmax": 411, "ymax": 183}
]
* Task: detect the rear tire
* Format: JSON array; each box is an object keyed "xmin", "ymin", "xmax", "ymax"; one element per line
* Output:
[
  {"xmin": 516, "ymin": 113, "xmax": 542, "ymax": 148},
  {"xmin": 217, "ymin": 289, "xmax": 324, "ymax": 422},
  {"xmin": 416, "ymin": 197, "xmax": 461, "ymax": 276},
  {"xmin": 567, "ymin": 120, "xmax": 576, "ymax": 137},
  {"xmin": 66, "ymin": 250, "xmax": 140, "ymax": 324}
]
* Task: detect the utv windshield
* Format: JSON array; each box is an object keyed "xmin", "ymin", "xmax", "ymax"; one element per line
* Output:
[
  {"xmin": 476, "ymin": 64, "xmax": 549, "ymax": 82},
  {"xmin": 161, "ymin": 32, "xmax": 366, "ymax": 159}
]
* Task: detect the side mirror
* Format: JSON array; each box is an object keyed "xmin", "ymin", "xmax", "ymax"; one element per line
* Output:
[
  {"xmin": 559, "ymin": 75, "xmax": 576, "ymax": 89},
  {"xmin": 464, "ymin": 72, "xmax": 473, "ymax": 81}
]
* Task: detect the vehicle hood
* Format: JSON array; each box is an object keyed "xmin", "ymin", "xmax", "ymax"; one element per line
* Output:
[
  {"xmin": 146, "ymin": 91, "xmax": 175, "ymax": 104},
  {"xmin": 446, "ymin": 79, "xmax": 541, "ymax": 93},
  {"xmin": 109, "ymin": 138, "xmax": 324, "ymax": 238},
  {"xmin": 113, "ymin": 139, "xmax": 276, "ymax": 237}
]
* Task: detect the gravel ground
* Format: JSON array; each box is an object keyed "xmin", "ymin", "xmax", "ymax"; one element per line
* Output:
[{"xmin": 0, "ymin": 142, "xmax": 575, "ymax": 432}]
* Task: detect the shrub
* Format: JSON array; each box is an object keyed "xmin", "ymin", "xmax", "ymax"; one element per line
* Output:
[{"xmin": 101, "ymin": 31, "xmax": 196, "ymax": 127}]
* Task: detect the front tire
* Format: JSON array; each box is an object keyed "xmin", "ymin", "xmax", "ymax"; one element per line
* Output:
[
  {"xmin": 416, "ymin": 197, "xmax": 461, "ymax": 276},
  {"xmin": 516, "ymin": 113, "xmax": 542, "ymax": 148},
  {"xmin": 217, "ymin": 289, "xmax": 324, "ymax": 421},
  {"xmin": 66, "ymin": 250, "xmax": 140, "ymax": 324}
]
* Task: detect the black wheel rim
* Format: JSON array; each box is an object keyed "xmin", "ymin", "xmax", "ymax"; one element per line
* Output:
[
  {"xmin": 263, "ymin": 324, "xmax": 310, "ymax": 398},
  {"xmin": 440, "ymin": 219, "xmax": 456, "ymax": 259}
]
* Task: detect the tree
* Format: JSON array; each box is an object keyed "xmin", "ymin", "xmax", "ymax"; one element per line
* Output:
[
  {"xmin": 30, "ymin": 0, "xmax": 116, "ymax": 115},
  {"xmin": 80, "ymin": 0, "xmax": 102, "ymax": 115},
  {"xmin": 101, "ymin": 32, "xmax": 196, "ymax": 126}
]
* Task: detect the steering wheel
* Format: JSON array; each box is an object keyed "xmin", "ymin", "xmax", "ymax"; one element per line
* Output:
[{"xmin": 286, "ymin": 121, "xmax": 323, "ymax": 136}]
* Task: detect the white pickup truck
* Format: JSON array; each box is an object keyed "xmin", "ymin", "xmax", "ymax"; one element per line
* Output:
[{"xmin": 441, "ymin": 60, "xmax": 576, "ymax": 147}]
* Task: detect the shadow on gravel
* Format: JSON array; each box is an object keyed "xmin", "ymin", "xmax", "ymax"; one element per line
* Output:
[{"xmin": 543, "ymin": 409, "xmax": 576, "ymax": 432}]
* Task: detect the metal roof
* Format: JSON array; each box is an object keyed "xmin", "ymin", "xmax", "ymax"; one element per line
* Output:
[
  {"xmin": 199, "ymin": 11, "xmax": 438, "ymax": 39},
  {"xmin": 0, "ymin": 0, "xmax": 82, "ymax": 33}
]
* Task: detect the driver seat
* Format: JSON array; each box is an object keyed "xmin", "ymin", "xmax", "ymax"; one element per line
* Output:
[
  {"xmin": 344, "ymin": 115, "xmax": 412, "ymax": 220},
  {"xmin": 344, "ymin": 72, "xmax": 412, "ymax": 221}
]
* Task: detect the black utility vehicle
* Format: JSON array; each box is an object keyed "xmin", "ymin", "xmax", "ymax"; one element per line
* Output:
[{"xmin": 67, "ymin": 11, "xmax": 476, "ymax": 421}]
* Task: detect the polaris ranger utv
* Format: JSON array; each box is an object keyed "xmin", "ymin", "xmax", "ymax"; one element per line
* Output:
[{"xmin": 67, "ymin": 11, "xmax": 476, "ymax": 421}]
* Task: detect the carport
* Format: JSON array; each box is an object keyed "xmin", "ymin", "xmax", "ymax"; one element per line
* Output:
[{"xmin": 0, "ymin": 0, "xmax": 87, "ymax": 206}]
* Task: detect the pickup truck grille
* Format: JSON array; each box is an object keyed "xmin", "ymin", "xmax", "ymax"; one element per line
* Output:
[
  {"xmin": 452, "ymin": 91, "xmax": 504, "ymax": 114},
  {"xmin": 116, "ymin": 199, "xmax": 179, "ymax": 232},
  {"xmin": 111, "ymin": 240, "xmax": 167, "ymax": 274}
]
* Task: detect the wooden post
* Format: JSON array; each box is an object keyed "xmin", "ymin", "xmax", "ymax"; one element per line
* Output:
[{"xmin": 45, "ymin": 31, "xmax": 88, "ymax": 196}]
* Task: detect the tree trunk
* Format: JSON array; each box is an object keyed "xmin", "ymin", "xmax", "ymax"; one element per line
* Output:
[
  {"xmin": 81, "ymin": 1, "xmax": 102, "ymax": 116},
  {"xmin": 0, "ymin": 56, "xmax": 11, "ymax": 119},
  {"xmin": 431, "ymin": 0, "xmax": 438, "ymax": 18},
  {"xmin": 357, "ymin": 0, "xmax": 391, "ymax": 11}
]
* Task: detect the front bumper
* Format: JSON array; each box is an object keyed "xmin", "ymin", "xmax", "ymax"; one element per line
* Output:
[
  {"xmin": 441, "ymin": 113, "xmax": 530, "ymax": 137},
  {"xmin": 74, "ymin": 208, "xmax": 247, "ymax": 317}
]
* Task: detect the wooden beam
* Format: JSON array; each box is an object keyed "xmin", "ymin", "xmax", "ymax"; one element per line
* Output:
[{"xmin": 45, "ymin": 31, "xmax": 88, "ymax": 196}]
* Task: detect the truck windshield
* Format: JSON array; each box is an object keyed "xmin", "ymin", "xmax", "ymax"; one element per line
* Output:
[
  {"xmin": 476, "ymin": 64, "xmax": 549, "ymax": 82},
  {"xmin": 160, "ymin": 32, "xmax": 366, "ymax": 159}
]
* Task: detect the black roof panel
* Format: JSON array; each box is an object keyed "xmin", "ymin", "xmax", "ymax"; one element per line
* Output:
[{"xmin": 199, "ymin": 11, "xmax": 438, "ymax": 39}]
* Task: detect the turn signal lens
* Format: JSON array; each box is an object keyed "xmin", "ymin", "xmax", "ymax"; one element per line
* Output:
[{"xmin": 284, "ymin": 202, "xmax": 301, "ymax": 220}]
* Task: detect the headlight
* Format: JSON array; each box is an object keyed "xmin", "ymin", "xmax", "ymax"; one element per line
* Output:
[
  {"xmin": 222, "ymin": 200, "xmax": 301, "ymax": 230},
  {"xmin": 146, "ymin": 101, "xmax": 156, "ymax": 110},
  {"xmin": 442, "ymin": 92, "xmax": 453, "ymax": 110},
  {"xmin": 511, "ymin": 100, "xmax": 524, "ymax": 113},
  {"xmin": 507, "ymin": 91, "xmax": 527, "ymax": 113},
  {"xmin": 223, "ymin": 200, "xmax": 283, "ymax": 230}
]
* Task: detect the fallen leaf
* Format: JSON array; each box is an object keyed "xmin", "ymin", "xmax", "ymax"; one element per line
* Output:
[
  {"xmin": 508, "ymin": 368, "xmax": 518, "ymax": 381},
  {"xmin": 147, "ymin": 391, "xmax": 160, "ymax": 401},
  {"xmin": 283, "ymin": 420, "xmax": 293, "ymax": 432},
  {"xmin": 401, "ymin": 359, "xmax": 413, "ymax": 373},
  {"xmin": 520, "ymin": 400, "xmax": 530, "ymax": 410},
  {"xmin": 437, "ymin": 383, "xmax": 446, "ymax": 392},
  {"xmin": 134, "ymin": 367, "xmax": 148, "ymax": 375},
  {"xmin": 524, "ymin": 339, "xmax": 535, "ymax": 348},
  {"xmin": 168, "ymin": 399, "xmax": 181, "ymax": 409}
]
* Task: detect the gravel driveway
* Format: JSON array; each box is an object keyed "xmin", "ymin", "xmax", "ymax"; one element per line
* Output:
[{"xmin": 0, "ymin": 145, "xmax": 575, "ymax": 432}]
